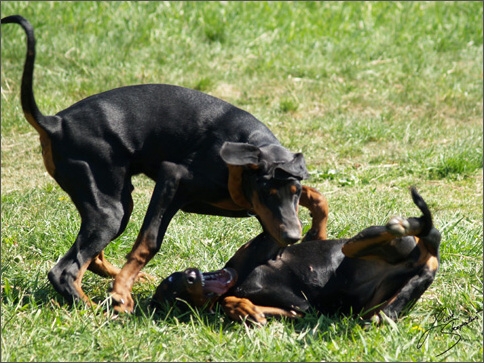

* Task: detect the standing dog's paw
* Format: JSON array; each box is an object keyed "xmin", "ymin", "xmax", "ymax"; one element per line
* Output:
[
  {"xmin": 109, "ymin": 290, "xmax": 135, "ymax": 314},
  {"xmin": 386, "ymin": 216, "xmax": 410, "ymax": 236}
]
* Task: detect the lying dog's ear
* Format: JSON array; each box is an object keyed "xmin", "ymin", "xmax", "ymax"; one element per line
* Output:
[
  {"xmin": 220, "ymin": 142, "xmax": 260, "ymax": 167},
  {"xmin": 273, "ymin": 153, "xmax": 309, "ymax": 181}
]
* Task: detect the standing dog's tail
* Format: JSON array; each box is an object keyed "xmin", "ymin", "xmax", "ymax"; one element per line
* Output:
[
  {"xmin": 2, "ymin": 15, "xmax": 55, "ymax": 135},
  {"xmin": 2, "ymin": 15, "xmax": 58, "ymax": 177}
]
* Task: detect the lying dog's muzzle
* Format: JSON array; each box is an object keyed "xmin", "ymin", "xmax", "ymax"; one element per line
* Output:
[{"xmin": 152, "ymin": 268, "xmax": 238, "ymax": 309}]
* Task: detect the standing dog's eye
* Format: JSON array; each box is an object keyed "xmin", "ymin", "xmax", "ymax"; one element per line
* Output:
[{"xmin": 291, "ymin": 184, "xmax": 301, "ymax": 195}]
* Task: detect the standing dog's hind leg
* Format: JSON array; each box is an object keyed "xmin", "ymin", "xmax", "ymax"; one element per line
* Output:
[{"xmin": 48, "ymin": 163, "xmax": 134, "ymax": 306}]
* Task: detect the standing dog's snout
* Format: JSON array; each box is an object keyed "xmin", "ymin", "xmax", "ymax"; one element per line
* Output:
[
  {"xmin": 281, "ymin": 233, "xmax": 301, "ymax": 245},
  {"xmin": 280, "ymin": 224, "xmax": 302, "ymax": 245}
]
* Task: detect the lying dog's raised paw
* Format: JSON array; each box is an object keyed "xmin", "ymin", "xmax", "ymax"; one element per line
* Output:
[{"xmin": 386, "ymin": 216, "xmax": 410, "ymax": 236}]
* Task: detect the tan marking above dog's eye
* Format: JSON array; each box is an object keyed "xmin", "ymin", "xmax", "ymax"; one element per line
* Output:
[
  {"xmin": 290, "ymin": 185, "xmax": 298, "ymax": 194},
  {"xmin": 269, "ymin": 188, "xmax": 278, "ymax": 196}
]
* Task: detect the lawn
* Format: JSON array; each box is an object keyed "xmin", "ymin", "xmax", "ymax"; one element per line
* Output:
[{"xmin": 1, "ymin": 1, "xmax": 482, "ymax": 361}]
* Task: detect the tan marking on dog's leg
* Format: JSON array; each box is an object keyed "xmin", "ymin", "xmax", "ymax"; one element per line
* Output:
[
  {"xmin": 416, "ymin": 238, "xmax": 439, "ymax": 270},
  {"xmin": 73, "ymin": 259, "xmax": 96, "ymax": 306},
  {"xmin": 23, "ymin": 109, "xmax": 56, "ymax": 178},
  {"xmin": 88, "ymin": 251, "xmax": 155, "ymax": 282},
  {"xmin": 425, "ymin": 255, "xmax": 439, "ymax": 271},
  {"xmin": 342, "ymin": 232, "xmax": 396, "ymax": 258},
  {"xmin": 40, "ymin": 134, "xmax": 56, "ymax": 178},
  {"xmin": 221, "ymin": 296, "xmax": 302, "ymax": 325},
  {"xmin": 255, "ymin": 305, "xmax": 304, "ymax": 319},
  {"xmin": 88, "ymin": 251, "xmax": 121, "ymax": 278},
  {"xmin": 110, "ymin": 233, "xmax": 156, "ymax": 312}
]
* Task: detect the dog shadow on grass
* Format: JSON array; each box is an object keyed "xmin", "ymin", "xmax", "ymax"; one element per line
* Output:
[
  {"xmin": 143, "ymin": 294, "xmax": 368, "ymax": 337},
  {"xmin": 1, "ymin": 280, "xmax": 384, "ymax": 339}
]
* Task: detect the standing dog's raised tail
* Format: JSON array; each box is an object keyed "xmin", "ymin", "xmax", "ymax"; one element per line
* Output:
[
  {"xmin": 2, "ymin": 15, "xmax": 42, "ymax": 130},
  {"xmin": 2, "ymin": 15, "xmax": 57, "ymax": 176}
]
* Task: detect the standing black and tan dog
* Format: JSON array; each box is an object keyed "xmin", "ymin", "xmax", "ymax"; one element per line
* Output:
[
  {"xmin": 1, "ymin": 15, "xmax": 329, "ymax": 313},
  {"xmin": 153, "ymin": 187, "xmax": 441, "ymax": 324}
]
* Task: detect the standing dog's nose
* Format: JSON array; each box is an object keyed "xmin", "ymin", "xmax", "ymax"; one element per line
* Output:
[{"xmin": 280, "ymin": 226, "xmax": 302, "ymax": 245}]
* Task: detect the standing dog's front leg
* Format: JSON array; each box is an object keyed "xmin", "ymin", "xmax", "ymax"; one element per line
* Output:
[{"xmin": 110, "ymin": 163, "xmax": 189, "ymax": 313}]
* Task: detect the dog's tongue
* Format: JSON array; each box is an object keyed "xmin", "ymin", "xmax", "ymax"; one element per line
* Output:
[
  {"xmin": 202, "ymin": 268, "xmax": 237, "ymax": 295},
  {"xmin": 204, "ymin": 280, "xmax": 230, "ymax": 295}
]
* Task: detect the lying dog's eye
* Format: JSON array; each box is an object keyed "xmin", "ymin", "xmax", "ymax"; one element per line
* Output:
[{"xmin": 187, "ymin": 271, "xmax": 197, "ymax": 284}]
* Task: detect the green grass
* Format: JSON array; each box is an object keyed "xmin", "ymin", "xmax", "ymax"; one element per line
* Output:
[{"xmin": 1, "ymin": 1, "xmax": 482, "ymax": 361}]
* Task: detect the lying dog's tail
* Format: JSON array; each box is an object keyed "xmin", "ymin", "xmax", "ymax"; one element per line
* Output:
[
  {"xmin": 409, "ymin": 186, "xmax": 441, "ymax": 255},
  {"xmin": 410, "ymin": 186, "xmax": 433, "ymax": 236},
  {"xmin": 2, "ymin": 15, "xmax": 55, "ymax": 135}
]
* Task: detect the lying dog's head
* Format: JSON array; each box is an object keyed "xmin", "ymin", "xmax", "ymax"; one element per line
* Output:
[
  {"xmin": 152, "ymin": 268, "xmax": 237, "ymax": 309},
  {"xmin": 220, "ymin": 142, "xmax": 309, "ymax": 246}
]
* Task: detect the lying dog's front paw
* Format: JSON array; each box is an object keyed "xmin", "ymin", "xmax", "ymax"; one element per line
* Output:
[
  {"xmin": 222, "ymin": 296, "xmax": 267, "ymax": 325},
  {"xmin": 109, "ymin": 291, "xmax": 135, "ymax": 314},
  {"xmin": 386, "ymin": 216, "xmax": 410, "ymax": 236}
]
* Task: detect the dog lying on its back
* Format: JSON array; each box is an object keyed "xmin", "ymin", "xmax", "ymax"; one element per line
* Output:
[{"xmin": 153, "ymin": 187, "xmax": 441, "ymax": 324}]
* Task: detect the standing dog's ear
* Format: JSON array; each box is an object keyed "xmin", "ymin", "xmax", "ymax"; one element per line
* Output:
[
  {"xmin": 220, "ymin": 142, "xmax": 261, "ymax": 167},
  {"xmin": 273, "ymin": 153, "xmax": 309, "ymax": 181},
  {"xmin": 221, "ymin": 142, "xmax": 309, "ymax": 180}
]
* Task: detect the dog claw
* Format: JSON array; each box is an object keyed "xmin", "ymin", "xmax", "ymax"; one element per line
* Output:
[{"xmin": 109, "ymin": 291, "xmax": 134, "ymax": 313}]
